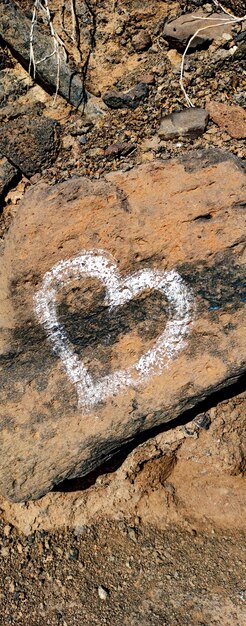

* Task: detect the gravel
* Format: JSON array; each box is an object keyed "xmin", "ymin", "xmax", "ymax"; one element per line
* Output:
[{"xmin": 0, "ymin": 518, "xmax": 245, "ymax": 625}]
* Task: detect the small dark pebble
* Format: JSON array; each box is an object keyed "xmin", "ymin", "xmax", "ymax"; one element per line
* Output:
[
  {"xmin": 105, "ymin": 141, "xmax": 136, "ymax": 158},
  {"xmin": 103, "ymin": 83, "xmax": 149, "ymax": 110}
]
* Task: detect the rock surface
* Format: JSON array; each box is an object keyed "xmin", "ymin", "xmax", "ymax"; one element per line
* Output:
[
  {"xmin": 0, "ymin": 0, "xmax": 89, "ymax": 108},
  {"xmin": 1, "ymin": 387, "xmax": 245, "ymax": 535},
  {"xmin": 158, "ymin": 107, "xmax": 208, "ymax": 140},
  {"xmin": 0, "ymin": 150, "xmax": 245, "ymax": 502},
  {"xmin": 206, "ymin": 99, "xmax": 246, "ymax": 139},
  {"xmin": 0, "ymin": 109, "xmax": 60, "ymax": 177},
  {"xmin": 0, "ymin": 157, "xmax": 19, "ymax": 204}
]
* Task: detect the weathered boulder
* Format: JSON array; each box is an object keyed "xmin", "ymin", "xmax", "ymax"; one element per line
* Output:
[{"xmin": 0, "ymin": 149, "xmax": 245, "ymax": 502}]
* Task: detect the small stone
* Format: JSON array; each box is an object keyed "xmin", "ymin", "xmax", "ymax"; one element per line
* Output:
[
  {"xmin": 132, "ymin": 31, "xmax": 152, "ymax": 52},
  {"xmin": 222, "ymin": 33, "xmax": 233, "ymax": 41},
  {"xmin": 16, "ymin": 543, "xmax": 23, "ymax": 554},
  {"xmin": 158, "ymin": 108, "xmax": 208, "ymax": 140},
  {"xmin": 105, "ymin": 141, "xmax": 135, "ymax": 159},
  {"xmin": 3, "ymin": 524, "xmax": 11, "ymax": 537},
  {"xmin": 98, "ymin": 585, "xmax": 109, "ymax": 600},
  {"xmin": 103, "ymin": 83, "xmax": 149, "ymax": 110},
  {"xmin": 1, "ymin": 546, "xmax": 9, "ymax": 557},
  {"xmin": 67, "ymin": 547, "xmax": 79, "ymax": 560},
  {"xmin": 166, "ymin": 49, "xmax": 182, "ymax": 68},
  {"xmin": 137, "ymin": 72, "xmax": 155, "ymax": 85},
  {"xmin": 127, "ymin": 527, "xmax": 137, "ymax": 543}
]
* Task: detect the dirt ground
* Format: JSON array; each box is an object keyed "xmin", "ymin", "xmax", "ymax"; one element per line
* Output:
[{"xmin": 0, "ymin": 518, "xmax": 245, "ymax": 626}]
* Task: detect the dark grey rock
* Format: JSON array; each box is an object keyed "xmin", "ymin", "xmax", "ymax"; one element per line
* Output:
[
  {"xmin": 0, "ymin": 157, "xmax": 19, "ymax": 204},
  {"xmin": 158, "ymin": 107, "xmax": 208, "ymax": 140},
  {"xmin": 0, "ymin": 72, "xmax": 30, "ymax": 109},
  {"xmin": 0, "ymin": 110, "xmax": 60, "ymax": 177},
  {"xmin": 103, "ymin": 83, "xmax": 149, "ymax": 110},
  {"xmin": 0, "ymin": 0, "xmax": 87, "ymax": 108}
]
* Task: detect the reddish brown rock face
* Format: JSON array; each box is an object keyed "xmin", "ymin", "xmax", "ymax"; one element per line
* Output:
[
  {"xmin": 0, "ymin": 150, "xmax": 245, "ymax": 502},
  {"xmin": 206, "ymin": 100, "xmax": 246, "ymax": 139}
]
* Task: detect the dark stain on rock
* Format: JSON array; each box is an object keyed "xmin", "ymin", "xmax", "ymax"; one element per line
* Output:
[
  {"xmin": 57, "ymin": 288, "xmax": 169, "ymax": 359},
  {"xmin": 178, "ymin": 253, "xmax": 245, "ymax": 311},
  {"xmin": 0, "ymin": 414, "xmax": 15, "ymax": 432},
  {"xmin": 178, "ymin": 148, "xmax": 245, "ymax": 174},
  {"xmin": 115, "ymin": 185, "xmax": 131, "ymax": 213},
  {"xmin": 2, "ymin": 252, "xmax": 245, "ymax": 403},
  {"xmin": 0, "ymin": 320, "xmax": 56, "ymax": 390}
]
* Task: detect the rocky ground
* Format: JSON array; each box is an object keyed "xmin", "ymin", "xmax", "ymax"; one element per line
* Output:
[
  {"xmin": 0, "ymin": 0, "xmax": 245, "ymax": 624},
  {"xmin": 0, "ymin": 517, "xmax": 245, "ymax": 626}
]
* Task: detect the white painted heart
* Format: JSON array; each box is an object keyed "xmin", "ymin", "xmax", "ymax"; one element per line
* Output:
[{"xmin": 34, "ymin": 250, "xmax": 194, "ymax": 409}]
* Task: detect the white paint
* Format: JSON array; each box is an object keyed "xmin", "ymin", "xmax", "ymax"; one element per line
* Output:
[{"xmin": 34, "ymin": 250, "xmax": 194, "ymax": 409}]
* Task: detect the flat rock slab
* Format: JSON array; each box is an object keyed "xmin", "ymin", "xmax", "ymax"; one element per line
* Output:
[
  {"xmin": 163, "ymin": 11, "xmax": 236, "ymax": 50},
  {"xmin": 158, "ymin": 107, "xmax": 208, "ymax": 140},
  {"xmin": 0, "ymin": 150, "xmax": 245, "ymax": 502}
]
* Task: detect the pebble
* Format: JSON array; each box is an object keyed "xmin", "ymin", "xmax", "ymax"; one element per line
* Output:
[
  {"xmin": 132, "ymin": 31, "xmax": 152, "ymax": 52},
  {"xmin": 127, "ymin": 527, "xmax": 138, "ymax": 543},
  {"xmin": 3, "ymin": 525, "xmax": 11, "ymax": 537},
  {"xmin": 104, "ymin": 141, "xmax": 135, "ymax": 158},
  {"xmin": 103, "ymin": 83, "xmax": 149, "ymax": 110},
  {"xmin": 98, "ymin": 585, "xmax": 109, "ymax": 600}
]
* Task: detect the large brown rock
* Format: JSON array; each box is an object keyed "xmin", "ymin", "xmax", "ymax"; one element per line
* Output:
[{"xmin": 0, "ymin": 150, "xmax": 245, "ymax": 502}]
